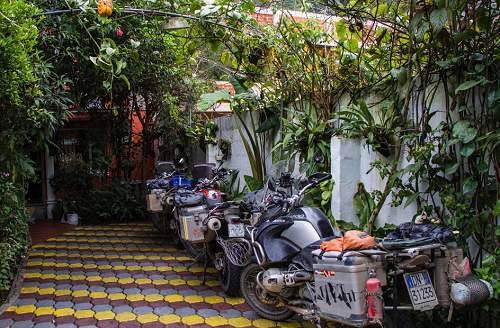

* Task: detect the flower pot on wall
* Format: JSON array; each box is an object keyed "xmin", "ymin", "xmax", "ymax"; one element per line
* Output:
[{"xmin": 66, "ymin": 213, "xmax": 79, "ymax": 225}]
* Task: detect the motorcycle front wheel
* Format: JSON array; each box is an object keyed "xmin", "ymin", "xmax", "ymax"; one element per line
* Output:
[{"xmin": 240, "ymin": 263, "xmax": 293, "ymax": 321}]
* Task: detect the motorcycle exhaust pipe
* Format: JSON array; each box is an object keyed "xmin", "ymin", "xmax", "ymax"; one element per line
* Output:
[
  {"xmin": 207, "ymin": 217, "xmax": 221, "ymax": 231},
  {"xmin": 450, "ymin": 275, "xmax": 493, "ymax": 306}
]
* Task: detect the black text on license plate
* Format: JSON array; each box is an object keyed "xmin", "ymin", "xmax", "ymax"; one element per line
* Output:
[{"xmin": 404, "ymin": 271, "xmax": 439, "ymax": 311}]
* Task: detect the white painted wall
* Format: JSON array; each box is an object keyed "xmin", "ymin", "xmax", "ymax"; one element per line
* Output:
[{"xmin": 208, "ymin": 82, "xmax": 453, "ymax": 228}]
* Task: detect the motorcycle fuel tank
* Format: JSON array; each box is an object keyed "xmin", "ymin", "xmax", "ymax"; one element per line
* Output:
[{"xmin": 257, "ymin": 206, "xmax": 334, "ymax": 264}]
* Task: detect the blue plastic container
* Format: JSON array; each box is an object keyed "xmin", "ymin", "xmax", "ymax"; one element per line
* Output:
[{"xmin": 170, "ymin": 175, "xmax": 192, "ymax": 188}]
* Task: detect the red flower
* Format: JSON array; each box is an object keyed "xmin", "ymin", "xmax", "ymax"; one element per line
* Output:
[{"xmin": 116, "ymin": 27, "xmax": 124, "ymax": 38}]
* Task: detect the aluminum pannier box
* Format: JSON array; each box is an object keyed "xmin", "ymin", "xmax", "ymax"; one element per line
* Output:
[
  {"xmin": 312, "ymin": 249, "xmax": 386, "ymax": 327},
  {"xmin": 179, "ymin": 205, "xmax": 208, "ymax": 243},
  {"xmin": 146, "ymin": 190, "xmax": 166, "ymax": 212}
]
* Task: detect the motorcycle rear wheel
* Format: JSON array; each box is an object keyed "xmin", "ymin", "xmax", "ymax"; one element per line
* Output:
[
  {"xmin": 219, "ymin": 254, "xmax": 243, "ymax": 297},
  {"xmin": 240, "ymin": 263, "xmax": 293, "ymax": 321}
]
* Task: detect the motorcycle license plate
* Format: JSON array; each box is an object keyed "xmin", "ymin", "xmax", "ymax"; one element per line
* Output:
[
  {"xmin": 228, "ymin": 223, "xmax": 245, "ymax": 237},
  {"xmin": 403, "ymin": 270, "xmax": 439, "ymax": 311}
]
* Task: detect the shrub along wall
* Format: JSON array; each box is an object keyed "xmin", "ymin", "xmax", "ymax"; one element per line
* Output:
[{"xmin": 0, "ymin": 176, "xmax": 29, "ymax": 302}]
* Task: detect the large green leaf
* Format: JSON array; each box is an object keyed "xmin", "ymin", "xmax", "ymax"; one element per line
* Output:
[
  {"xmin": 430, "ymin": 8, "xmax": 448, "ymax": 33},
  {"xmin": 459, "ymin": 143, "xmax": 475, "ymax": 157},
  {"xmin": 452, "ymin": 120, "xmax": 477, "ymax": 143},
  {"xmin": 463, "ymin": 177, "xmax": 478, "ymax": 194},
  {"xmin": 243, "ymin": 175, "xmax": 263, "ymax": 192},
  {"xmin": 455, "ymin": 80, "xmax": 481, "ymax": 93},
  {"xmin": 197, "ymin": 90, "xmax": 231, "ymax": 111}
]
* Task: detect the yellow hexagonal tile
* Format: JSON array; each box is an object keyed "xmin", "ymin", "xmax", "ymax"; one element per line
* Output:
[
  {"xmin": 225, "ymin": 297, "xmax": 245, "ymax": 305},
  {"xmin": 164, "ymin": 294, "xmax": 183, "ymax": 303},
  {"xmin": 74, "ymin": 310, "xmax": 95, "ymax": 319},
  {"xmin": 55, "ymin": 263, "xmax": 69, "ymax": 268},
  {"xmin": 69, "ymin": 263, "xmax": 83, "ymax": 268},
  {"xmin": 20, "ymin": 287, "xmax": 39, "ymax": 294},
  {"xmin": 182, "ymin": 314, "xmax": 204, "ymax": 325},
  {"xmin": 187, "ymin": 279, "xmax": 202, "ymax": 286},
  {"xmin": 118, "ymin": 277, "xmax": 134, "ymax": 284},
  {"xmin": 40, "ymin": 273, "xmax": 56, "ymax": 279},
  {"xmin": 161, "ymin": 256, "xmax": 175, "ymax": 261},
  {"xmin": 205, "ymin": 315, "xmax": 229, "ymax": 327},
  {"xmin": 126, "ymin": 294, "xmax": 145, "ymax": 302},
  {"xmin": 184, "ymin": 295, "xmax": 204, "ymax": 304},
  {"xmin": 24, "ymin": 272, "xmax": 41, "ymax": 279},
  {"xmin": 86, "ymin": 276, "xmax": 102, "ymax": 282},
  {"xmin": 89, "ymin": 291, "xmax": 108, "ymax": 299},
  {"xmin": 135, "ymin": 278, "xmax": 152, "ymax": 285},
  {"xmin": 144, "ymin": 294, "xmax": 163, "ymax": 302},
  {"xmin": 38, "ymin": 288, "xmax": 56, "ymax": 295},
  {"xmin": 102, "ymin": 277, "xmax": 118, "ymax": 283},
  {"xmin": 54, "ymin": 289, "xmax": 71, "ymax": 296},
  {"xmin": 189, "ymin": 267, "xmax": 204, "ymax": 273},
  {"xmin": 205, "ymin": 280, "xmax": 220, "ymax": 287},
  {"xmin": 72, "ymin": 290, "xmax": 90, "ymax": 297},
  {"xmin": 83, "ymin": 263, "xmax": 97, "ymax": 269},
  {"xmin": 108, "ymin": 293, "xmax": 126, "ymax": 300},
  {"xmin": 159, "ymin": 314, "xmax": 181, "ymax": 324},
  {"xmin": 157, "ymin": 266, "xmax": 172, "ymax": 272},
  {"xmin": 120, "ymin": 255, "xmax": 133, "ymax": 260},
  {"xmin": 98, "ymin": 264, "xmax": 112, "ymax": 270},
  {"xmin": 253, "ymin": 318, "xmax": 277, "ymax": 328},
  {"xmin": 114, "ymin": 265, "xmax": 127, "ymax": 270},
  {"xmin": 152, "ymin": 279, "xmax": 169, "ymax": 286},
  {"xmin": 70, "ymin": 274, "xmax": 87, "ymax": 281},
  {"xmin": 137, "ymin": 313, "xmax": 159, "ymax": 324},
  {"xmin": 126, "ymin": 265, "xmax": 141, "ymax": 271},
  {"xmin": 14, "ymin": 304, "xmax": 36, "ymax": 314},
  {"xmin": 204, "ymin": 296, "xmax": 224, "ymax": 304},
  {"xmin": 115, "ymin": 312, "xmax": 137, "ymax": 322},
  {"xmin": 34, "ymin": 307, "xmax": 54, "ymax": 316},
  {"xmin": 55, "ymin": 274, "xmax": 71, "ymax": 280},
  {"xmin": 172, "ymin": 266, "xmax": 187, "ymax": 273},
  {"xmin": 168, "ymin": 279, "xmax": 185, "ymax": 286},
  {"xmin": 54, "ymin": 308, "xmax": 75, "ymax": 317},
  {"xmin": 94, "ymin": 310, "xmax": 115, "ymax": 320},
  {"xmin": 228, "ymin": 317, "xmax": 253, "ymax": 328}
]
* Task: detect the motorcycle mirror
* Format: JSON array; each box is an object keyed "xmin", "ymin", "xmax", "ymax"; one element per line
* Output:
[
  {"xmin": 178, "ymin": 158, "xmax": 185, "ymax": 165},
  {"xmin": 313, "ymin": 152, "xmax": 325, "ymax": 164}
]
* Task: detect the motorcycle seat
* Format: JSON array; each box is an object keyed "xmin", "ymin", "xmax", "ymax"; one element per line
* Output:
[
  {"xmin": 379, "ymin": 237, "xmax": 435, "ymax": 250},
  {"xmin": 174, "ymin": 192, "xmax": 205, "ymax": 207}
]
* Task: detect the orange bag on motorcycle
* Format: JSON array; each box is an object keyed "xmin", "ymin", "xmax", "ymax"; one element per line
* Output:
[{"xmin": 320, "ymin": 230, "xmax": 376, "ymax": 252}]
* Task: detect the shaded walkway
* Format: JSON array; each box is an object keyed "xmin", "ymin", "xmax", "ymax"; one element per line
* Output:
[{"xmin": 0, "ymin": 223, "xmax": 304, "ymax": 328}]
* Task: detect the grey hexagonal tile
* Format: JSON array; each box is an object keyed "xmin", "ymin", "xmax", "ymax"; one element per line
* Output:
[
  {"xmin": 242, "ymin": 310, "xmax": 259, "ymax": 320},
  {"xmin": 105, "ymin": 287, "xmax": 123, "ymax": 294},
  {"xmin": 197, "ymin": 308, "xmax": 219, "ymax": 318},
  {"xmin": 198, "ymin": 290, "xmax": 217, "ymax": 296},
  {"xmin": 0, "ymin": 319, "xmax": 14, "ymax": 327},
  {"xmin": 123, "ymin": 288, "xmax": 141, "ymax": 295},
  {"xmin": 114, "ymin": 305, "xmax": 133, "ymax": 314},
  {"xmin": 153, "ymin": 306, "xmax": 173, "ymax": 315},
  {"xmin": 220, "ymin": 309, "xmax": 242, "ymax": 318},
  {"xmin": 92, "ymin": 304, "xmax": 112, "ymax": 312},
  {"xmin": 34, "ymin": 322, "xmax": 56, "ymax": 328},
  {"xmin": 54, "ymin": 301, "xmax": 74, "ymax": 309},
  {"xmin": 142, "ymin": 288, "xmax": 159, "ymax": 295},
  {"xmin": 116, "ymin": 273, "xmax": 131, "ymax": 278},
  {"xmin": 36, "ymin": 299, "xmax": 56, "ymax": 307},
  {"xmin": 175, "ymin": 307, "xmax": 196, "ymax": 316},
  {"xmin": 74, "ymin": 302, "xmax": 93, "ymax": 310},
  {"xmin": 133, "ymin": 306, "xmax": 153, "ymax": 315},
  {"xmin": 11, "ymin": 320, "xmax": 35, "ymax": 328},
  {"xmin": 88, "ymin": 286, "xmax": 105, "ymax": 292},
  {"xmin": 159, "ymin": 288, "xmax": 178, "ymax": 296},
  {"xmin": 55, "ymin": 284, "xmax": 72, "ymax": 290},
  {"xmin": 178, "ymin": 289, "xmax": 197, "ymax": 296},
  {"xmin": 56, "ymin": 324, "xmax": 77, "ymax": 328},
  {"xmin": 71, "ymin": 284, "xmax": 89, "ymax": 291},
  {"xmin": 17, "ymin": 298, "xmax": 37, "ymax": 306},
  {"xmin": 39, "ymin": 282, "xmax": 56, "ymax": 288}
]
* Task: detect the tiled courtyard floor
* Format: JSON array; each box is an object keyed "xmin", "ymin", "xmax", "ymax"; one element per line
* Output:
[{"xmin": 0, "ymin": 222, "xmax": 305, "ymax": 328}]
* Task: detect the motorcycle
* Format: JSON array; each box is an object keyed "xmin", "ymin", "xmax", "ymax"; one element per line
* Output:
[
  {"xmin": 239, "ymin": 172, "xmax": 493, "ymax": 327},
  {"xmin": 172, "ymin": 167, "xmax": 229, "ymax": 264},
  {"xmin": 145, "ymin": 160, "xmax": 191, "ymax": 244}
]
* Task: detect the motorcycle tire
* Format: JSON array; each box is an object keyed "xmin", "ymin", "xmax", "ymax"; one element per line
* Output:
[
  {"xmin": 220, "ymin": 254, "xmax": 243, "ymax": 297},
  {"xmin": 240, "ymin": 263, "xmax": 293, "ymax": 321}
]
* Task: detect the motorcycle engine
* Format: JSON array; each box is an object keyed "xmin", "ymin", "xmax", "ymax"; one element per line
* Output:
[{"xmin": 261, "ymin": 268, "xmax": 312, "ymax": 293}]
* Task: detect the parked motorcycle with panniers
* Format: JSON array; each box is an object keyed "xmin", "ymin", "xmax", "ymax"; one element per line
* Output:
[{"xmin": 238, "ymin": 172, "xmax": 493, "ymax": 327}]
